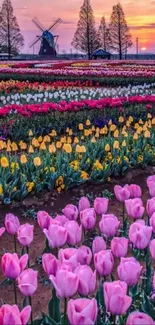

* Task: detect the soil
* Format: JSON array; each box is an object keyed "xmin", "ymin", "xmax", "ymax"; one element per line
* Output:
[{"xmin": 0, "ymin": 166, "xmax": 154, "ymax": 320}]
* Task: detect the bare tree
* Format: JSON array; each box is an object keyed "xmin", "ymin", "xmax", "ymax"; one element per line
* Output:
[
  {"xmin": 72, "ymin": 0, "xmax": 99, "ymax": 59},
  {"xmin": 109, "ymin": 2, "xmax": 132, "ymax": 59},
  {"xmin": 98, "ymin": 16, "xmax": 111, "ymax": 52},
  {"xmin": 0, "ymin": 0, "xmax": 24, "ymax": 57}
]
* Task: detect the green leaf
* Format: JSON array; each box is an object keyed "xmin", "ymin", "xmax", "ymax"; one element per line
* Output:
[
  {"xmin": 23, "ymin": 296, "xmax": 29, "ymax": 308},
  {"xmin": 61, "ymin": 315, "xmax": 69, "ymax": 325},
  {"xmin": 42, "ymin": 313, "xmax": 58, "ymax": 325},
  {"xmin": 141, "ymin": 293, "xmax": 155, "ymax": 319},
  {"xmin": 29, "ymin": 319, "xmax": 42, "ymax": 325},
  {"xmin": 48, "ymin": 288, "xmax": 61, "ymax": 323}
]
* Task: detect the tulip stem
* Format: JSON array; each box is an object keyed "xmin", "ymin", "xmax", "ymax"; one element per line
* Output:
[
  {"xmin": 13, "ymin": 281, "xmax": 17, "ymax": 305},
  {"xmin": 14, "ymin": 235, "xmax": 17, "ymax": 253},
  {"xmin": 29, "ymin": 296, "xmax": 33, "ymax": 323},
  {"xmin": 64, "ymin": 298, "xmax": 67, "ymax": 325},
  {"xmin": 26, "ymin": 246, "xmax": 30, "ymax": 268}
]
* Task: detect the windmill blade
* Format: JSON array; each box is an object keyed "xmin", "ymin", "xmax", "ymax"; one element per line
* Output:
[
  {"xmin": 29, "ymin": 36, "xmax": 42, "ymax": 48},
  {"xmin": 47, "ymin": 18, "xmax": 62, "ymax": 32},
  {"xmin": 32, "ymin": 17, "xmax": 45, "ymax": 32}
]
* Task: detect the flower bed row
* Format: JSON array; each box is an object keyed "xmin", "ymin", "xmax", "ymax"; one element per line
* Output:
[{"xmin": 1, "ymin": 179, "xmax": 155, "ymax": 324}]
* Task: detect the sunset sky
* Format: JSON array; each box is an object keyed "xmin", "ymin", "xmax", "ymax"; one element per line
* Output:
[{"xmin": 8, "ymin": 0, "xmax": 155, "ymax": 54}]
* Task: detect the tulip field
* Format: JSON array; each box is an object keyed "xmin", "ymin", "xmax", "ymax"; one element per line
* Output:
[{"xmin": 0, "ymin": 59, "xmax": 155, "ymax": 324}]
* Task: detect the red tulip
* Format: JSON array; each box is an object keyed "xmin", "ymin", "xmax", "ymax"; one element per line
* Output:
[
  {"xmin": 17, "ymin": 224, "xmax": 34, "ymax": 247},
  {"xmin": 17, "ymin": 268, "xmax": 38, "ymax": 297},
  {"xmin": 67, "ymin": 298, "xmax": 98, "ymax": 325},
  {"xmin": 0, "ymin": 304, "xmax": 31, "ymax": 325},
  {"xmin": 1, "ymin": 253, "xmax": 28, "ymax": 280},
  {"xmin": 5, "ymin": 213, "xmax": 20, "ymax": 235}
]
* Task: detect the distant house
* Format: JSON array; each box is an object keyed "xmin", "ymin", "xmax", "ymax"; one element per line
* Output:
[{"xmin": 92, "ymin": 48, "xmax": 111, "ymax": 60}]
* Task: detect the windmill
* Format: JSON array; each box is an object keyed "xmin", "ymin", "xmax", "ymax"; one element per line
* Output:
[{"xmin": 30, "ymin": 17, "xmax": 61, "ymax": 56}]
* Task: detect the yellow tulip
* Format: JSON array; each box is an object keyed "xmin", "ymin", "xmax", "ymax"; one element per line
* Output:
[
  {"xmin": 32, "ymin": 138, "xmax": 39, "ymax": 147},
  {"xmin": 74, "ymin": 137, "xmax": 79, "ymax": 144},
  {"xmin": 34, "ymin": 157, "xmax": 42, "ymax": 166},
  {"xmin": 113, "ymin": 141, "xmax": 120, "ymax": 149},
  {"xmin": 105, "ymin": 144, "xmax": 110, "ymax": 152},
  {"xmin": 91, "ymin": 126, "xmax": 95, "ymax": 132},
  {"xmin": 1, "ymin": 157, "xmax": 9, "ymax": 168},
  {"xmin": 91, "ymin": 136, "xmax": 96, "ymax": 143},
  {"xmin": 66, "ymin": 127, "xmax": 70, "ymax": 133},
  {"xmin": 78, "ymin": 123, "xmax": 83, "ymax": 131},
  {"xmin": 20, "ymin": 141, "xmax": 27, "ymax": 150},
  {"xmin": 69, "ymin": 129, "xmax": 73, "ymax": 136},
  {"xmin": 63, "ymin": 143, "xmax": 72, "ymax": 153},
  {"xmin": 43, "ymin": 135, "xmax": 50, "ymax": 143},
  {"xmin": 133, "ymin": 133, "xmax": 138, "ymax": 140},
  {"xmin": 20, "ymin": 155, "xmax": 27, "ymax": 164},
  {"xmin": 28, "ymin": 130, "xmax": 33, "ymax": 137},
  {"xmin": 147, "ymin": 113, "xmax": 152, "ymax": 119},
  {"xmin": 86, "ymin": 119, "xmax": 91, "ymax": 126},
  {"xmin": 114, "ymin": 130, "xmax": 119, "ymax": 138},
  {"xmin": 28, "ymin": 145, "xmax": 34, "ymax": 153},
  {"xmin": 84, "ymin": 129, "xmax": 90, "ymax": 137},
  {"xmin": 49, "ymin": 144, "xmax": 56, "ymax": 153},
  {"xmin": 129, "ymin": 116, "xmax": 133, "ymax": 122},
  {"xmin": 38, "ymin": 136, "xmax": 43, "ymax": 143},
  {"xmin": 67, "ymin": 137, "xmax": 72, "ymax": 144},
  {"xmin": 110, "ymin": 124, "xmax": 116, "ymax": 132},
  {"xmin": 75, "ymin": 145, "xmax": 81, "ymax": 153},
  {"xmin": 152, "ymin": 118, "xmax": 155, "ymax": 125},
  {"xmin": 119, "ymin": 116, "xmax": 124, "ymax": 123},
  {"xmin": 56, "ymin": 141, "xmax": 62, "ymax": 149},
  {"xmin": 11, "ymin": 142, "xmax": 18, "ymax": 151},
  {"xmin": 81, "ymin": 145, "xmax": 86, "ymax": 153},
  {"xmin": 144, "ymin": 130, "xmax": 150, "ymax": 138},
  {"xmin": 0, "ymin": 184, "xmax": 3, "ymax": 195},
  {"xmin": 6, "ymin": 145, "xmax": 11, "ymax": 152},
  {"xmin": 40, "ymin": 142, "xmax": 46, "ymax": 150},
  {"xmin": 122, "ymin": 140, "xmax": 126, "ymax": 147}
]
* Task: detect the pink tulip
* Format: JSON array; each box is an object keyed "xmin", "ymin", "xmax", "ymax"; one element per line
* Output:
[
  {"xmin": 94, "ymin": 197, "xmax": 109, "ymax": 215},
  {"xmin": 147, "ymin": 181, "xmax": 155, "ymax": 198},
  {"xmin": 0, "ymin": 227, "xmax": 5, "ymax": 237},
  {"xmin": 50, "ymin": 269, "xmax": 79, "ymax": 298},
  {"xmin": 43, "ymin": 224, "xmax": 67, "ymax": 248},
  {"xmin": 1, "ymin": 253, "xmax": 28, "ymax": 280},
  {"xmin": 111, "ymin": 237, "xmax": 129, "ymax": 258},
  {"xmin": 67, "ymin": 298, "xmax": 98, "ymax": 325},
  {"xmin": 117, "ymin": 257, "xmax": 142, "ymax": 286},
  {"xmin": 42, "ymin": 253, "xmax": 60, "ymax": 276},
  {"xmin": 99, "ymin": 214, "xmax": 120, "ymax": 237},
  {"xmin": 147, "ymin": 175, "xmax": 155, "ymax": 186},
  {"xmin": 58, "ymin": 248, "xmax": 78, "ymax": 270},
  {"xmin": 54, "ymin": 214, "xmax": 68, "ymax": 226},
  {"xmin": 0, "ymin": 304, "xmax": 31, "ymax": 325},
  {"xmin": 5, "ymin": 213, "xmax": 20, "ymax": 235},
  {"xmin": 80, "ymin": 208, "xmax": 96, "ymax": 230},
  {"xmin": 64, "ymin": 220, "xmax": 82, "ymax": 246},
  {"xmin": 78, "ymin": 196, "xmax": 90, "ymax": 212},
  {"xmin": 114, "ymin": 185, "xmax": 130, "ymax": 202},
  {"xmin": 104, "ymin": 280, "xmax": 132, "ymax": 315},
  {"xmin": 62, "ymin": 204, "xmax": 78, "ymax": 221},
  {"xmin": 75, "ymin": 265, "xmax": 96, "ymax": 296},
  {"xmin": 17, "ymin": 224, "xmax": 34, "ymax": 247},
  {"xmin": 92, "ymin": 236, "xmax": 106, "ymax": 255},
  {"xmin": 94, "ymin": 250, "xmax": 114, "ymax": 276},
  {"xmin": 129, "ymin": 220, "xmax": 152, "ymax": 249},
  {"xmin": 17, "ymin": 268, "xmax": 38, "ymax": 297},
  {"xmin": 149, "ymin": 239, "xmax": 155, "ymax": 260},
  {"xmin": 146, "ymin": 197, "xmax": 155, "ymax": 217},
  {"xmin": 125, "ymin": 184, "xmax": 142, "ymax": 198},
  {"xmin": 126, "ymin": 311, "xmax": 154, "ymax": 325},
  {"xmin": 37, "ymin": 211, "xmax": 51, "ymax": 230},
  {"xmin": 125, "ymin": 198, "xmax": 144, "ymax": 219},
  {"xmin": 77, "ymin": 245, "xmax": 92, "ymax": 265},
  {"xmin": 150, "ymin": 212, "xmax": 155, "ymax": 233}
]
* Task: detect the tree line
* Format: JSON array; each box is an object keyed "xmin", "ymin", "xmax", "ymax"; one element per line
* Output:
[{"xmin": 72, "ymin": 0, "xmax": 132, "ymax": 59}]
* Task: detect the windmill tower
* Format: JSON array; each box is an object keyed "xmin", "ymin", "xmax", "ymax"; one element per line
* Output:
[{"xmin": 30, "ymin": 17, "xmax": 61, "ymax": 57}]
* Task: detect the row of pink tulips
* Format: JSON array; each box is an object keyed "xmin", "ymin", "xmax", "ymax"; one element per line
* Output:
[{"xmin": 0, "ymin": 176, "xmax": 155, "ymax": 324}]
